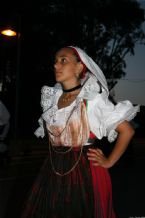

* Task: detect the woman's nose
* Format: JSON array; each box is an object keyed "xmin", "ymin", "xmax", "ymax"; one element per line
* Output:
[{"xmin": 54, "ymin": 61, "xmax": 61, "ymax": 70}]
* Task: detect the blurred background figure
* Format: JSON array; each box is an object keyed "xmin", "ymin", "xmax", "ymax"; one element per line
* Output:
[{"xmin": 0, "ymin": 99, "xmax": 10, "ymax": 166}]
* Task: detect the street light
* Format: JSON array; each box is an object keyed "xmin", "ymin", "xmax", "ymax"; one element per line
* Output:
[
  {"xmin": 0, "ymin": 24, "xmax": 21, "ymax": 138},
  {"xmin": 1, "ymin": 28, "xmax": 17, "ymax": 37},
  {"xmin": 0, "ymin": 27, "xmax": 17, "ymax": 92}
]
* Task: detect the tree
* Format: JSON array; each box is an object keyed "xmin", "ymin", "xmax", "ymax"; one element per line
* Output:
[
  {"xmin": 1, "ymin": 0, "xmax": 144, "ymax": 137},
  {"xmin": 1, "ymin": 0, "xmax": 145, "ymax": 89},
  {"xmin": 19, "ymin": 0, "xmax": 145, "ymax": 91}
]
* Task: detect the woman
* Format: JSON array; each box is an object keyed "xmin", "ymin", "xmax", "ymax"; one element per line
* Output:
[{"xmin": 21, "ymin": 46, "xmax": 139, "ymax": 218}]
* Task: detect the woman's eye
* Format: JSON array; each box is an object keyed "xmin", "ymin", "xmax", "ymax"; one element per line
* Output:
[{"xmin": 61, "ymin": 58, "xmax": 67, "ymax": 63}]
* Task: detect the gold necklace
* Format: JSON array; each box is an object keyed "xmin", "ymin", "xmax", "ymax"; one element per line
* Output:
[
  {"xmin": 50, "ymin": 138, "xmax": 73, "ymax": 154},
  {"xmin": 48, "ymin": 101, "xmax": 84, "ymax": 176},
  {"xmin": 49, "ymin": 138, "xmax": 83, "ymax": 176},
  {"xmin": 61, "ymin": 87, "xmax": 81, "ymax": 103},
  {"xmin": 62, "ymin": 93, "xmax": 78, "ymax": 102}
]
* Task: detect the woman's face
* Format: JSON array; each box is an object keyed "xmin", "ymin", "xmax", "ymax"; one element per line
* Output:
[{"xmin": 54, "ymin": 48, "xmax": 83, "ymax": 83}]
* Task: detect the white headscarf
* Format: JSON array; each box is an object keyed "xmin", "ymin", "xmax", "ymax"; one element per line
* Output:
[{"xmin": 68, "ymin": 46, "xmax": 109, "ymax": 96}]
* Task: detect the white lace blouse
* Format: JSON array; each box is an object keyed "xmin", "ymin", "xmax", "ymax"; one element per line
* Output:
[{"xmin": 34, "ymin": 77, "xmax": 140, "ymax": 144}]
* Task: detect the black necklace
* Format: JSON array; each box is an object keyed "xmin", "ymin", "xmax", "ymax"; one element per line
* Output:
[{"xmin": 63, "ymin": 84, "xmax": 82, "ymax": 93}]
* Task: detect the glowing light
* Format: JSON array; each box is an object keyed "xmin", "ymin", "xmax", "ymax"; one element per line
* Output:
[{"xmin": 1, "ymin": 29, "xmax": 17, "ymax": 36}]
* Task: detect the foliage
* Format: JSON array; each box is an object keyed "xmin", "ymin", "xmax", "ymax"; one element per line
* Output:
[{"xmin": 19, "ymin": 0, "xmax": 145, "ymax": 90}]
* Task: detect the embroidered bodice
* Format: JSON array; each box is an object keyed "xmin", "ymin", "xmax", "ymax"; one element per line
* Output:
[{"xmin": 35, "ymin": 77, "xmax": 140, "ymax": 144}]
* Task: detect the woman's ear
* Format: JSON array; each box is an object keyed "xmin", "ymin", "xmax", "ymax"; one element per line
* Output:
[{"xmin": 77, "ymin": 62, "xmax": 84, "ymax": 74}]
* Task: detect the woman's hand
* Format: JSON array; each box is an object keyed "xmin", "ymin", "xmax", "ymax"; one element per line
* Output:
[
  {"xmin": 87, "ymin": 148, "xmax": 112, "ymax": 169},
  {"xmin": 87, "ymin": 121, "xmax": 135, "ymax": 169}
]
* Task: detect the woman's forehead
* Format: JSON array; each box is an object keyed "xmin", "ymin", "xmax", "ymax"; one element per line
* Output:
[{"xmin": 55, "ymin": 47, "xmax": 75, "ymax": 58}]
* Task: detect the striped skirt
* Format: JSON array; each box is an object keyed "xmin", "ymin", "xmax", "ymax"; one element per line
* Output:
[{"xmin": 21, "ymin": 144, "xmax": 116, "ymax": 218}]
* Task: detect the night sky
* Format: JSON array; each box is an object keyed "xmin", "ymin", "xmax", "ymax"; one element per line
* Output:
[{"xmin": 115, "ymin": 0, "xmax": 145, "ymax": 105}]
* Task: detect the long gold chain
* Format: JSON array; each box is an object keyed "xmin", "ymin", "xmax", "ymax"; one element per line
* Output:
[
  {"xmin": 49, "ymin": 138, "xmax": 73, "ymax": 154},
  {"xmin": 49, "ymin": 139, "xmax": 83, "ymax": 176},
  {"xmin": 48, "ymin": 100, "xmax": 85, "ymax": 176}
]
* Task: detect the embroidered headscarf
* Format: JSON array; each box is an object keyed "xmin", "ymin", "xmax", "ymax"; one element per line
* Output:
[{"xmin": 68, "ymin": 46, "xmax": 109, "ymax": 97}]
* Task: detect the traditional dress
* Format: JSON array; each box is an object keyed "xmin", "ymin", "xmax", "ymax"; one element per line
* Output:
[{"xmin": 21, "ymin": 46, "xmax": 139, "ymax": 218}]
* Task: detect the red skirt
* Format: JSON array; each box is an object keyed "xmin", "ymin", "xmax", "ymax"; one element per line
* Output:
[{"xmin": 21, "ymin": 144, "xmax": 116, "ymax": 218}]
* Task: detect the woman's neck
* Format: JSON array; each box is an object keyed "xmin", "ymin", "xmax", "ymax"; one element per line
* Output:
[
  {"xmin": 61, "ymin": 81, "xmax": 81, "ymax": 91},
  {"xmin": 62, "ymin": 84, "xmax": 82, "ymax": 93}
]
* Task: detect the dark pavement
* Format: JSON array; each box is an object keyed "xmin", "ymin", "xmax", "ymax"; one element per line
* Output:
[{"xmin": 0, "ymin": 138, "xmax": 145, "ymax": 218}]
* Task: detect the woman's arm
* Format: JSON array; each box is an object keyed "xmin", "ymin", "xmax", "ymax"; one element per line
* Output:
[{"xmin": 87, "ymin": 121, "xmax": 135, "ymax": 168}]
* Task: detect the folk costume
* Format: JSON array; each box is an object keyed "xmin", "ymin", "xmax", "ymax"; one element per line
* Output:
[{"xmin": 21, "ymin": 46, "xmax": 139, "ymax": 218}]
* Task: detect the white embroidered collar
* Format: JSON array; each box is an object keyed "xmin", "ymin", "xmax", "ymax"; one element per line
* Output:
[
  {"xmin": 55, "ymin": 75, "xmax": 101, "ymax": 98},
  {"xmin": 41, "ymin": 75, "xmax": 102, "ymax": 113}
]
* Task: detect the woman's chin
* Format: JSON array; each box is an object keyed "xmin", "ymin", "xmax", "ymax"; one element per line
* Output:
[{"xmin": 55, "ymin": 77, "xmax": 63, "ymax": 83}]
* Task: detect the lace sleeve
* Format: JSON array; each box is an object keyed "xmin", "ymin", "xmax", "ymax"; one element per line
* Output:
[
  {"xmin": 34, "ymin": 85, "xmax": 57, "ymax": 138},
  {"xmin": 41, "ymin": 85, "xmax": 57, "ymax": 112},
  {"xmin": 101, "ymin": 99, "xmax": 140, "ymax": 142}
]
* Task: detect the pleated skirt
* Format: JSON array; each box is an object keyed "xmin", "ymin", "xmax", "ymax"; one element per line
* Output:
[{"xmin": 21, "ymin": 144, "xmax": 116, "ymax": 218}]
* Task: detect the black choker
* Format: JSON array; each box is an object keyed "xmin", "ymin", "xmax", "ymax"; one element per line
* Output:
[{"xmin": 63, "ymin": 84, "xmax": 82, "ymax": 93}]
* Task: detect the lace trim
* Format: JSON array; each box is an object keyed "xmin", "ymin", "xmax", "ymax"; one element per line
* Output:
[
  {"xmin": 107, "ymin": 105, "xmax": 140, "ymax": 143},
  {"xmin": 41, "ymin": 86, "xmax": 58, "ymax": 112}
]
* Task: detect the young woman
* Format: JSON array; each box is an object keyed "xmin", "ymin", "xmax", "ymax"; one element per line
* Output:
[{"xmin": 21, "ymin": 46, "xmax": 139, "ymax": 218}]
